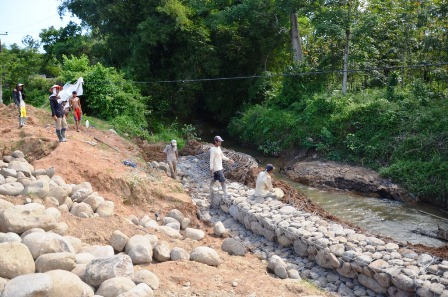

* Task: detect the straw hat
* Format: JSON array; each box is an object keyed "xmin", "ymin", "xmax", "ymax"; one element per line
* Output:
[{"xmin": 49, "ymin": 85, "xmax": 63, "ymax": 92}]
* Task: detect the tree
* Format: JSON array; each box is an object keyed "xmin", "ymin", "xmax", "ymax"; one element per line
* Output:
[{"xmin": 40, "ymin": 21, "xmax": 91, "ymax": 63}]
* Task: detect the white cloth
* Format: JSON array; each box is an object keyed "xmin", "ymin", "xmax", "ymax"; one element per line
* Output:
[
  {"xmin": 254, "ymin": 171, "xmax": 274, "ymax": 197},
  {"xmin": 163, "ymin": 144, "xmax": 178, "ymax": 162},
  {"xmin": 209, "ymin": 146, "xmax": 229, "ymax": 172},
  {"xmin": 58, "ymin": 77, "xmax": 84, "ymax": 104}
]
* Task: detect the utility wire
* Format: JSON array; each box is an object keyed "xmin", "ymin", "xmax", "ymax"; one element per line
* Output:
[{"xmin": 83, "ymin": 62, "xmax": 448, "ymax": 85}]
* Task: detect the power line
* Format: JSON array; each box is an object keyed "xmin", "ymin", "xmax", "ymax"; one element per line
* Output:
[{"xmin": 83, "ymin": 62, "xmax": 448, "ymax": 85}]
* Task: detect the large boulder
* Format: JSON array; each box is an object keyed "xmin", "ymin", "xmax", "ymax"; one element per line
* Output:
[
  {"xmin": 190, "ymin": 246, "xmax": 220, "ymax": 266},
  {"xmin": 35, "ymin": 252, "xmax": 77, "ymax": 272},
  {"xmin": 22, "ymin": 232, "xmax": 75, "ymax": 259},
  {"xmin": 133, "ymin": 270, "xmax": 160, "ymax": 290},
  {"xmin": 221, "ymin": 238, "xmax": 247, "ymax": 256},
  {"xmin": 96, "ymin": 276, "xmax": 136, "ymax": 297},
  {"xmin": 85, "ymin": 254, "xmax": 134, "ymax": 287},
  {"xmin": 0, "ymin": 203, "xmax": 58, "ymax": 233},
  {"xmin": 0, "ymin": 242, "xmax": 35, "ymax": 279},
  {"xmin": 0, "ymin": 182, "xmax": 24, "ymax": 196},
  {"xmin": 1, "ymin": 273, "xmax": 53, "ymax": 297},
  {"xmin": 8, "ymin": 160, "xmax": 34, "ymax": 177},
  {"xmin": 45, "ymin": 269, "xmax": 95, "ymax": 297},
  {"xmin": 22, "ymin": 180, "xmax": 50, "ymax": 198},
  {"xmin": 125, "ymin": 235, "xmax": 153, "ymax": 265}
]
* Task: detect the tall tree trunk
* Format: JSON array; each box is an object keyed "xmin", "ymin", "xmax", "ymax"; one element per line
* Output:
[
  {"xmin": 290, "ymin": 12, "xmax": 303, "ymax": 62},
  {"xmin": 342, "ymin": 28, "xmax": 350, "ymax": 95}
]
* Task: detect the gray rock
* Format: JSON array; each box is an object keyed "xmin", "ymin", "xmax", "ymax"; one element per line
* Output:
[
  {"xmin": 11, "ymin": 150, "xmax": 25, "ymax": 158},
  {"xmin": 22, "ymin": 232, "xmax": 75, "ymax": 259},
  {"xmin": 71, "ymin": 187, "xmax": 93, "ymax": 203},
  {"xmin": 0, "ymin": 168, "xmax": 18, "ymax": 178},
  {"xmin": 221, "ymin": 238, "xmax": 247, "ymax": 256},
  {"xmin": 125, "ymin": 235, "xmax": 153, "ymax": 264},
  {"xmin": 153, "ymin": 241, "xmax": 171, "ymax": 262},
  {"xmin": 70, "ymin": 202, "xmax": 94, "ymax": 218},
  {"xmin": 0, "ymin": 203, "xmax": 58, "ymax": 233},
  {"xmin": 111, "ymin": 230, "xmax": 129, "ymax": 252},
  {"xmin": 0, "ymin": 232, "xmax": 21, "ymax": 243},
  {"xmin": 85, "ymin": 254, "xmax": 134, "ymax": 287},
  {"xmin": 214, "ymin": 221, "xmax": 227, "ymax": 237},
  {"xmin": 170, "ymin": 247, "xmax": 190, "ymax": 261},
  {"xmin": 185, "ymin": 228, "xmax": 205, "ymax": 241},
  {"xmin": 22, "ymin": 180, "xmax": 50, "ymax": 198},
  {"xmin": 190, "ymin": 246, "xmax": 220, "ymax": 266},
  {"xmin": 133, "ymin": 269, "xmax": 160, "ymax": 290},
  {"xmin": 0, "ymin": 182, "xmax": 24, "ymax": 196},
  {"xmin": 83, "ymin": 192, "xmax": 105, "ymax": 212},
  {"xmin": 1, "ymin": 273, "xmax": 53, "ymax": 297},
  {"xmin": 96, "ymin": 201, "xmax": 114, "ymax": 217},
  {"xmin": 156, "ymin": 226, "xmax": 183, "ymax": 239},
  {"xmin": 96, "ymin": 276, "xmax": 136, "ymax": 297},
  {"xmin": 8, "ymin": 160, "xmax": 33, "ymax": 177},
  {"xmin": 358, "ymin": 274, "xmax": 387, "ymax": 294}
]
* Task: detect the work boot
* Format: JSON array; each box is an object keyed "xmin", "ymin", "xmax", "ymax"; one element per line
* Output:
[
  {"xmin": 61, "ymin": 128, "xmax": 67, "ymax": 142},
  {"xmin": 56, "ymin": 129, "xmax": 63, "ymax": 142}
]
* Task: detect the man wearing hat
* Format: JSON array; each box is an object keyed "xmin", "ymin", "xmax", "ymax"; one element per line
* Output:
[
  {"xmin": 12, "ymin": 83, "xmax": 26, "ymax": 128},
  {"xmin": 49, "ymin": 85, "xmax": 67, "ymax": 142},
  {"xmin": 209, "ymin": 136, "xmax": 234, "ymax": 197},
  {"xmin": 254, "ymin": 164, "xmax": 275, "ymax": 197},
  {"xmin": 163, "ymin": 139, "xmax": 179, "ymax": 179}
]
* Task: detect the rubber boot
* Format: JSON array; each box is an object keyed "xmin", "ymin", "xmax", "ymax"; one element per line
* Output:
[
  {"xmin": 222, "ymin": 183, "xmax": 229, "ymax": 197},
  {"xmin": 61, "ymin": 128, "xmax": 67, "ymax": 142},
  {"xmin": 56, "ymin": 129, "xmax": 63, "ymax": 142},
  {"xmin": 19, "ymin": 117, "xmax": 24, "ymax": 127}
]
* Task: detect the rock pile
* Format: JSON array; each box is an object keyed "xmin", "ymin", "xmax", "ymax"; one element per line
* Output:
[
  {"xmin": 178, "ymin": 154, "xmax": 448, "ymax": 297},
  {"xmin": 0, "ymin": 151, "xmax": 227, "ymax": 297}
]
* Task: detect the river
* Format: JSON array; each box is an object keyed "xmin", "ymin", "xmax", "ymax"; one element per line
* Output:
[{"xmin": 198, "ymin": 129, "xmax": 448, "ymax": 247}]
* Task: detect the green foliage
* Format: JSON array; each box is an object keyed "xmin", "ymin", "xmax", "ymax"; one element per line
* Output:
[
  {"xmin": 269, "ymin": 63, "xmax": 327, "ymax": 109},
  {"xmin": 230, "ymin": 84, "xmax": 448, "ymax": 204}
]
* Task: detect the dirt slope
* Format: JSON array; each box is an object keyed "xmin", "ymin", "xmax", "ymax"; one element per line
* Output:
[{"xmin": 0, "ymin": 103, "xmax": 328, "ymax": 297}]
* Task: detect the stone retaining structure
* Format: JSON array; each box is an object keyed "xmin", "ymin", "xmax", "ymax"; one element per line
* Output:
[
  {"xmin": 179, "ymin": 153, "xmax": 448, "ymax": 297},
  {"xmin": 210, "ymin": 187, "xmax": 448, "ymax": 297}
]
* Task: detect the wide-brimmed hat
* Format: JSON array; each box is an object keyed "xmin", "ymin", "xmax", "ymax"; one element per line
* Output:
[
  {"xmin": 49, "ymin": 85, "xmax": 63, "ymax": 92},
  {"xmin": 18, "ymin": 83, "xmax": 24, "ymax": 87},
  {"xmin": 171, "ymin": 139, "xmax": 177, "ymax": 145}
]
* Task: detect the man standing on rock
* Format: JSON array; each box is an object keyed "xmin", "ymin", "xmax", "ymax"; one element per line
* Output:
[
  {"xmin": 209, "ymin": 136, "xmax": 234, "ymax": 197},
  {"xmin": 163, "ymin": 139, "xmax": 179, "ymax": 179},
  {"xmin": 254, "ymin": 164, "xmax": 275, "ymax": 197}
]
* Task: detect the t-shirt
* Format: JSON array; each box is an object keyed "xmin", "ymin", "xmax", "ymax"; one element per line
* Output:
[
  {"xmin": 254, "ymin": 171, "xmax": 274, "ymax": 197},
  {"xmin": 209, "ymin": 146, "xmax": 229, "ymax": 172},
  {"xmin": 163, "ymin": 144, "xmax": 178, "ymax": 162}
]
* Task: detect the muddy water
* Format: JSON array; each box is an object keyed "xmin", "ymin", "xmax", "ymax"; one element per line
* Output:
[{"xmin": 207, "ymin": 134, "xmax": 448, "ymax": 247}]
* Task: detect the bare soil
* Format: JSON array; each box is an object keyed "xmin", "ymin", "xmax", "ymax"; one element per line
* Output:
[{"xmin": 0, "ymin": 103, "xmax": 328, "ymax": 297}]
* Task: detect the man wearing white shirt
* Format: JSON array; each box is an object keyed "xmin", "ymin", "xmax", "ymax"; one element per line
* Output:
[
  {"xmin": 254, "ymin": 164, "xmax": 275, "ymax": 197},
  {"xmin": 209, "ymin": 136, "xmax": 234, "ymax": 196}
]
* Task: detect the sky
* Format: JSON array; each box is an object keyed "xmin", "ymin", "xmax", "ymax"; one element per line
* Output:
[{"xmin": 0, "ymin": 0, "xmax": 81, "ymax": 48}]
